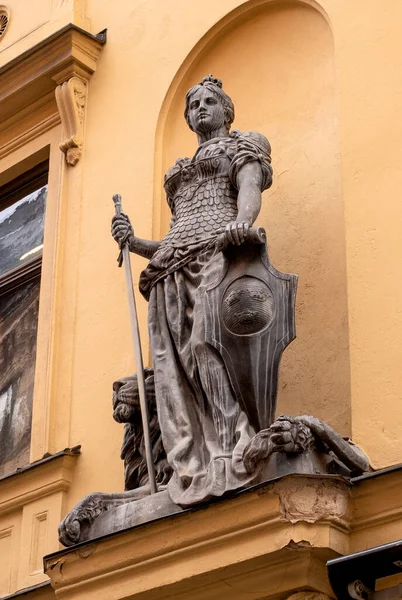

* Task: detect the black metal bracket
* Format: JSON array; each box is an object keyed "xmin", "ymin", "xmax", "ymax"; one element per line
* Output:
[{"xmin": 327, "ymin": 540, "xmax": 402, "ymax": 600}]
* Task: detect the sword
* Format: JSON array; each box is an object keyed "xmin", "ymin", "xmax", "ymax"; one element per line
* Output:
[{"xmin": 112, "ymin": 194, "xmax": 157, "ymax": 494}]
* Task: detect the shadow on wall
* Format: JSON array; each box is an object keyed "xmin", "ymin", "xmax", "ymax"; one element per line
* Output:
[{"xmin": 154, "ymin": 0, "xmax": 350, "ymax": 435}]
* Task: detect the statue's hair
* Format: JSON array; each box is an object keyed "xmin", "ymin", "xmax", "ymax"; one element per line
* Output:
[{"xmin": 184, "ymin": 74, "xmax": 235, "ymax": 131}]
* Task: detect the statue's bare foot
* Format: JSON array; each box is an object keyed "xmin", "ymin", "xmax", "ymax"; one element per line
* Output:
[{"xmin": 58, "ymin": 485, "xmax": 164, "ymax": 547}]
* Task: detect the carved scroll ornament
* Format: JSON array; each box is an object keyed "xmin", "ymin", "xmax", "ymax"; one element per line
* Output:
[{"xmin": 55, "ymin": 76, "xmax": 87, "ymax": 166}]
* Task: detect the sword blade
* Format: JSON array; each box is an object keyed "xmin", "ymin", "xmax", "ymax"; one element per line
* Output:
[{"xmin": 113, "ymin": 194, "xmax": 157, "ymax": 494}]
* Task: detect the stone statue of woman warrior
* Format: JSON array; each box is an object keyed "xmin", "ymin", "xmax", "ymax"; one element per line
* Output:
[
  {"xmin": 111, "ymin": 74, "xmax": 294, "ymax": 506},
  {"xmin": 59, "ymin": 75, "xmax": 369, "ymax": 546}
]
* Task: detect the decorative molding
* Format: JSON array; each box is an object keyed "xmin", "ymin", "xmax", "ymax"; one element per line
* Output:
[
  {"xmin": 0, "ymin": 6, "xmax": 10, "ymax": 42},
  {"xmin": 43, "ymin": 468, "xmax": 402, "ymax": 599},
  {"xmin": 55, "ymin": 76, "xmax": 87, "ymax": 165},
  {"xmin": 1, "ymin": 581, "xmax": 52, "ymax": 600},
  {"xmin": 0, "ymin": 526, "xmax": 13, "ymax": 596},
  {"xmin": 0, "ymin": 112, "xmax": 60, "ymax": 161},
  {"xmin": 30, "ymin": 511, "xmax": 48, "ymax": 575},
  {"xmin": 350, "ymin": 466, "xmax": 402, "ymax": 550},
  {"xmin": 0, "ymin": 24, "xmax": 105, "ymax": 163},
  {"xmin": 44, "ymin": 475, "xmax": 344, "ymax": 600},
  {"xmin": 0, "ymin": 450, "xmax": 80, "ymax": 517},
  {"xmin": 287, "ymin": 593, "xmax": 332, "ymax": 600}
]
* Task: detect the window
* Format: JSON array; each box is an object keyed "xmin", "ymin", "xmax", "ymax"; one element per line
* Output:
[{"xmin": 0, "ymin": 161, "xmax": 48, "ymax": 476}]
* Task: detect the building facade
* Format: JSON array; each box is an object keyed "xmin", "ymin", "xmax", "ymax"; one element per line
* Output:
[{"xmin": 1, "ymin": 0, "xmax": 402, "ymax": 598}]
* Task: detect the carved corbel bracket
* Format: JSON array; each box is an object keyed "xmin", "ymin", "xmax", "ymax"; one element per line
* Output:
[
  {"xmin": 56, "ymin": 76, "xmax": 87, "ymax": 166},
  {"xmin": 0, "ymin": 25, "xmax": 105, "ymax": 160}
]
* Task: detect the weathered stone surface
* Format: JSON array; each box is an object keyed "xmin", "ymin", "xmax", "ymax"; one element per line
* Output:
[
  {"xmin": 273, "ymin": 476, "xmax": 350, "ymax": 524},
  {"xmin": 260, "ymin": 450, "xmax": 338, "ymax": 481},
  {"xmin": 59, "ymin": 75, "xmax": 369, "ymax": 547},
  {"xmin": 110, "ymin": 75, "xmax": 295, "ymax": 509},
  {"xmin": 112, "ymin": 369, "xmax": 171, "ymax": 491},
  {"xmin": 78, "ymin": 490, "xmax": 183, "ymax": 542}
]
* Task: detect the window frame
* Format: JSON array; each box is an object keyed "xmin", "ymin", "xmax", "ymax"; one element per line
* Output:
[
  {"xmin": 0, "ymin": 160, "xmax": 49, "ymax": 476},
  {"xmin": 0, "ymin": 160, "xmax": 48, "ymax": 297}
]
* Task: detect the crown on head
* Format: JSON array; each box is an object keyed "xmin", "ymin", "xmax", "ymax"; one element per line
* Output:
[{"xmin": 201, "ymin": 74, "xmax": 222, "ymax": 88}]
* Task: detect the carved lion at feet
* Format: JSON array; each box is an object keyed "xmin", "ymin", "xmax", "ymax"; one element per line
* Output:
[
  {"xmin": 59, "ymin": 368, "xmax": 172, "ymax": 547},
  {"xmin": 112, "ymin": 368, "xmax": 172, "ymax": 490},
  {"xmin": 243, "ymin": 414, "xmax": 370, "ymax": 476}
]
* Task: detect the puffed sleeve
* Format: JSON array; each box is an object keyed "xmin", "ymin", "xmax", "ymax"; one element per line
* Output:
[
  {"xmin": 229, "ymin": 131, "xmax": 273, "ymax": 192},
  {"xmin": 164, "ymin": 157, "xmax": 189, "ymax": 213}
]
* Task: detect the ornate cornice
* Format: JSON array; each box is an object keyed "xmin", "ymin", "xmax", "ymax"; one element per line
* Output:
[
  {"xmin": 43, "ymin": 468, "xmax": 402, "ymax": 599},
  {"xmin": 0, "ymin": 448, "xmax": 80, "ymax": 516},
  {"xmin": 0, "ymin": 24, "xmax": 106, "ymax": 164},
  {"xmin": 44, "ymin": 475, "xmax": 345, "ymax": 600}
]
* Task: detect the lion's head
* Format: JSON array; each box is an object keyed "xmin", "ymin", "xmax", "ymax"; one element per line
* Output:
[{"xmin": 112, "ymin": 368, "xmax": 155, "ymax": 425}]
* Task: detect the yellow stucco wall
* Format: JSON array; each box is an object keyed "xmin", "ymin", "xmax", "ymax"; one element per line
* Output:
[
  {"xmin": 61, "ymin": 0, "xmax": 402, "ymax": 497},
  {"xmin": 159, "ymin": 3, "xmax": 350, "ymax": 434},
  {"xmin": 1, "ymin": 0, "xmax": 402, "ymax": 595}
]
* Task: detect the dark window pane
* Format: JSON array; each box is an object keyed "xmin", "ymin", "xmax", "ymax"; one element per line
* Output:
[
  {"xmin": 0, "ymin": 186, "xmax": 47, "ymax": 278},
  {"xmin": 0, "ymin": 277, "xmax": 40, "ymax": 476}
]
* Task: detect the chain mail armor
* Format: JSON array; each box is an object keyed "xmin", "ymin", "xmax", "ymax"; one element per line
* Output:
[
  {"xmin": 160, "ymin": 130, "xmax": 272, "ymax": 249},
  {"xmin": 161, "ymin": 162, "xmax": 238, "ymax": 248},
  {"xmin": 139, "ymin": 130, "xmax": 272, "ymax": 299}
]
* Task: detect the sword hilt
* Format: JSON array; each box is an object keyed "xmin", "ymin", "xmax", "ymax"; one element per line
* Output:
[
  {"xmin": 113, "ymin": 193, "xmax": 122, "ymax": 215},
  {"xmin": 112, "ymin": 194, "xmax": 125, "ymax": 267}
]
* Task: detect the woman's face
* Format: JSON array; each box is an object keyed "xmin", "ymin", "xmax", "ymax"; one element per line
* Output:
[{"xmin": 187, "ymin": 87, "xmax": 226, "ymax": 134}]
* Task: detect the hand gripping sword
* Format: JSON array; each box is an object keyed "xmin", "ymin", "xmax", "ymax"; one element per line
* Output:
[{"xmin": 112, "ymin": 194, "xmax": 157, "ymax": 494}]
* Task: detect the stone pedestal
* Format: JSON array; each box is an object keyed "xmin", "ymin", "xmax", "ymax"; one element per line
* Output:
[
  {"xmin": 45, "ymin": 468, "xmax": 402, "ymax": 600},
  {"xmin": 78, "ymin": 490, "xmax": 184, "ymax": 542}
]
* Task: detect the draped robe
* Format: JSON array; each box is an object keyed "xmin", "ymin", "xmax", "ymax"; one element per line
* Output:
[{"xmin": 139, "ymin": 130, "xmax": 273, "ymax": 505}]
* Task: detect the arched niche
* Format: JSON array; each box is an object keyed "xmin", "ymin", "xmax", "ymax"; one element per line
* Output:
[{"xmin": 154, "ymin": 1, "xmax": 351, "ymax": 434}]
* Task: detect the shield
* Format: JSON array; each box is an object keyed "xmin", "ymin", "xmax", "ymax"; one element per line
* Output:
[{"xmin": 201, "ymin": 239, "xmax": 297, "ymax": 432}]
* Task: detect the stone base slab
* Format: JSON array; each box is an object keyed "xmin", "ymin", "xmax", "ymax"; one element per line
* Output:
[
  {"xmin": 79, "ymin": 490, "xmax": 184, "ymax": 542},
  {"xmin": 44, "ymin": 468, "xmax": 402, "ymax": 600},
  {"xmin": 75, "ymin": 450, "xmax": 344, "ymax": 546}
]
